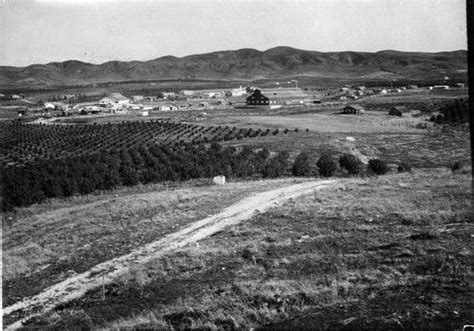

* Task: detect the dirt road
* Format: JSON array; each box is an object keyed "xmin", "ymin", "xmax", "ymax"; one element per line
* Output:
[{"xmin": 4, "ymin": 179, "xmax": 340, "ymax": 329}]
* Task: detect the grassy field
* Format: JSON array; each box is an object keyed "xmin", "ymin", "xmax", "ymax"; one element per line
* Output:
[
  {"xmin": 14, "ymin": 168, "xmax": 472, "ymax": 329},
  {"xmin": 2, "ymin": 177, "xmax": 308, "ymax": 307},
  {"xmin": 213, "ymin": 112, "xmax": 430, "ymax": 133},
  {"xmin": 212, "ymin": 114, "xmax": 470, "ymax": 168}
]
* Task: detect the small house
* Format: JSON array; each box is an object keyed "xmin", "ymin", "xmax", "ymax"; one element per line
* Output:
[
  {"xmin": 157, "ymin": 104, "xmax": 178, "ymax": 111},
  {"xmin": 389, "ymin": 106, "xmax": 409, "ymax": 116},
  {"xmin": 342, "ymin": 105, "xmax": 365, "ymax": 114},
  {"xmin": 44, "ymin": 102, "xmax": 56, "ymax": 110},
  {"xmin": 180, "ymin": 90, "xmax": 195, "ymax": 96},
  {"xmin": 230, "ymin": 86, "xmax": 246, "ymax": 96}
]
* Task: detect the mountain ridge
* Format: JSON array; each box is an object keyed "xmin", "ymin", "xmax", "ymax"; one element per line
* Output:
[{"xmin": 0, "ymin": 47, "xmax": 467, "ymax": 87}]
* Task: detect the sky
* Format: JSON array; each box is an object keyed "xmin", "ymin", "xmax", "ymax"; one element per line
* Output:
[{"xmin": 0, "ymin": 0, "xmax": 468, "ymax": 66}]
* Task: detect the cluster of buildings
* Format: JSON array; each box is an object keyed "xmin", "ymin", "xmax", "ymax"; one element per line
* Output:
[{"xmin": 74, "ymin": 86, "xmax": 316, "ymax": 116}]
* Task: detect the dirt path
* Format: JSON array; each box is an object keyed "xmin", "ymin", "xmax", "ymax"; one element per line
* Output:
[{"xmin": 4, "ymin": 179, "xmax": 340, "ymax": 329}]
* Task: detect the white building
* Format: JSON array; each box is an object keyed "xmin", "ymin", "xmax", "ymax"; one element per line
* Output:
[
  {"xmin": 157, "ymin": 105, "xmax": 178, "ymax": 111},
  {"xmin": 231, "ymin": 86, "xmax": 246, "ymax": 96},
  {"xmin": 180, "ymin": 90, "xmax": 195, "ymax": 96},
  {"xmin": 99, "ymin": 93, "xmax": 130, "ymax": 106},
  {"xmin": 44, "ymin": 102, "xmax": 56, "ymax": 110}
]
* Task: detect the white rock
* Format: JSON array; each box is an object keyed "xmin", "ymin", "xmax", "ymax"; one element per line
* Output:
[{"xmin": 213, "ymin": 175, "xmax": 226, "ymax": 185}]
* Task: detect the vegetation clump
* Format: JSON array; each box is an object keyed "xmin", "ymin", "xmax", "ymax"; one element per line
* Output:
[
  {"xmin": 263, "ymin": 151, "xmax": 289, "ymax": 178},
  {"xmin": 292, "ymin": 152, "xmax": 313, "ymax": 177},
  {"xmin": 317, "ymin": 154, "xmax": 337, "ymax": 177},
  {"xmin": 338, "ymin": 153, "xmax": 363, "ymax": 175},
  {"xmin": 368, "ymin": 159, "xmax": 389, "ymax": 175},
  {"xmin": 449, "ymin": 161, "xmax": 464, "ymax": 172}
]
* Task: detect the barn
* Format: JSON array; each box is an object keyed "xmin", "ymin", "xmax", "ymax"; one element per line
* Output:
[
  {"xmin": 246, "ymin": 89, "xmax": 269, "ymax": 106},
  {"xmin": 342, "ymin": 105, "xmax": 365, "ymax": 114},
  {"xmin": 389, "ymin": 106, "xmax": 409, "ymax": 116},
  {"xmin": 247, "ymin": 88, "xmax": 310, "ymax": 107}
]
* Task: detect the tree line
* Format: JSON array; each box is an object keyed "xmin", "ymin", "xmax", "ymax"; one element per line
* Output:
[{"xmin": 1, "ymin": 143, "xmax": 289, "ymax": 211}]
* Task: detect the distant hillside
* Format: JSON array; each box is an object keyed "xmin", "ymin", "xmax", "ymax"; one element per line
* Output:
[{"xmin": 0, "ymin": 47, "xmax": 467, "ymax": 88}]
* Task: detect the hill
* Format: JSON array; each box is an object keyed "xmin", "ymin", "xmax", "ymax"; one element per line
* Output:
[{"xmin": 0, "ymin": 47, "xmax": 467, "ymax": 88}]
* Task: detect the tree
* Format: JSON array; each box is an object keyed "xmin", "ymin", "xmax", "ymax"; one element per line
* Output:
[
  {"xmin": 317, "ymin": 154, "xmax": 337, "ymax": 177},
  {"xmin": 339, "ymin": 154, "xmax": 363, "ymax": 175},
  {"xmin": 368, "ymin": 159, "xmax": 389, "ymax": 175},
  {"xmin": 263, "ymin": 151, "xmax": 289, "ymax": 178},
  {"xmin": 292, "ymin": 152, "xmax": 313, "ymax": 176}
]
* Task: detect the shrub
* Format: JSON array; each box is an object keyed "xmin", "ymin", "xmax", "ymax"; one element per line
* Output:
[
  {"xmin": 292, "ymin": 152, "xmax": 313, "ymax": 176},
  {"xmin": 368, "ymin": 159, "xmax": 389, "ymax": 175},
  {"xmin": 450, "ymin": 161, "xmax": 464, "ymax": 172},
  {"xmin": 338, "ymin": 154, "xmax": 363, "ymax": 175},
  {"xmin": 317, "ymin": 154, "xmax": 337, "ymax": 177},
  {"xmin": 398, "ymin": 162, "xmax": 412, "ymax": 173},
  {"xmin": 263, "ymin": 151, "xmax": 289, "ymax": 178}
]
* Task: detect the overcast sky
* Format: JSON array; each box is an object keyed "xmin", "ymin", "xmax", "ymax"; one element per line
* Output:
[{"xmin": 0, "ymin": 0, "xmax": 468, "ymax": 66}]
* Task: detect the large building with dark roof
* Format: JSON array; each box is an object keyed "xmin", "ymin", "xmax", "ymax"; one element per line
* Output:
[{"xmin": 246, "ymin": 88, "xmax": 310, "ymax": 107}]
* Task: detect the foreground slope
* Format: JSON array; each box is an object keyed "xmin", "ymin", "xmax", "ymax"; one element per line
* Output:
[
  {"xmin": 4, "ymin": 180, "xmax": 339, "ymax": 328},
  {"xmin": 2, "ymin": 169, "xmax": 472, "ymax": 329}
]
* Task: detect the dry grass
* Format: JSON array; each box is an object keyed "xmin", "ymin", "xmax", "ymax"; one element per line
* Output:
[
  {"xmin": 2, "ymin": 177, "xmax": 307, "ymax": 305},
  {"xmin": 207, "ymin": 112, "xmax": 430, "ymax": 134},
  {"xmin": 27, "ymin": 168, "xmax": 472, "ymax": 330}
]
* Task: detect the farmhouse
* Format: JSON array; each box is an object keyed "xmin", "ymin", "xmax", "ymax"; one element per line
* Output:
[
  {"xmin": 389, "ymin": 106, "xmax": 409, "ymax": 116},
  {"xmin": 99, "ymin": 93, "xmax": 130, "ymax": 106},
  {"xmin": 342, "ymin": 105, "xmax": 365, "ymax": 114},
  {"xmin": 132, "ymin": 95, "xmax": 144, "ymax": 102}
]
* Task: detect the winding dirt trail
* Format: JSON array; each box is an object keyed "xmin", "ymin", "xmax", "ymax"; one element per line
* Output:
[{"xmin": 4, "ymin": 179, "xmax": 340, "ymax": 329}]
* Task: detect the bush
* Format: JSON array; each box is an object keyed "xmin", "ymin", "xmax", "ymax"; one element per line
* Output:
[
  {"xmin": 338, "ymin": 154, "xmax": 363, "ymax": 174},
  {"xmin": 368, "ymin": 159, "xmax": 389, "ymax": 175},
  {"xmin": 398, "ymin": 162, "xmax": 412, "ymax": 173},
  {"xmin": 263, "ymin": 151, "xmax": 289, "ymax": 178},
  {"xmin": 292, "ymin": 152, "xmax": 313, "ymax": 176},
  {"xmin": 317, "ymin": 154, "xmax": 337, "ymax": 177},
  {"xmin": 450, "ymin": 161, "xmax": 464, "ymax": 172}
]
